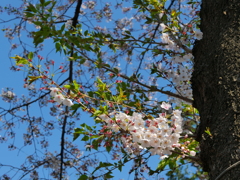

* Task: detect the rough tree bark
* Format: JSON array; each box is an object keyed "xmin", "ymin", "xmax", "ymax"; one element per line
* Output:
[{"xmin": 192, "ymin": 0, "xmax": 240, "ymax": 179}]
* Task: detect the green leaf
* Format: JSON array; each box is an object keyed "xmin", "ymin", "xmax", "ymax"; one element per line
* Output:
[
  {"xmin": 71, "ymin": 104, "xmax": 81, "ymax": 115},
  {"xmin": 92, "ymin": 162, "xmax": 112, "ymax": 174},
  {"xmin": 106, "ymin": 145, "xmax": 112, "ymax": 153},
  {"xmin": 73, "ymin": 132, "xmax": 80, "ymax": 141},
  {"xmin": 73, "ymin": 80, "xmax": 80, "ymax": 90},
  {"xmin": 84, "ymin": 30, "xmax": 89, "ymax": 36},
  {"xmin": 90, "ymin": 135, "xmax": 100, "ymax": 139},
  {"xmin": 48, "ymin": 1, "xmax": 56, "ymax": 12},
  {"xmin": 92, "ymin": 139, "xmax": 99, "ymax": 150},
  {"xmin": 81, "ymin": 135, "xmax": 89, "ymax": 141},
  {"xmin": 28, "ymin": 52, "xmax": 34, "ymax": 60},
  {"xmin": 60, "ymin": 24, "xmax": 65, "ymax": 32},
  {"xmin": 123, "ymin": 157, "xmax": 128, "ymax": 163},
  {"xmin": 180, "ymin": 159, "xmax": 185, "ymax": 164},
  {"xmin": 156, "ymin": 159, "xmax": 168, "ymax": 171},
  {"xmin": 169, "ymin": 159, "xmax": 177, "ymax": 169},
  {"xmin": 12, "ymin": 56, "xmax": 29, "ymax": 65},
  {"xmin": 149, "ymin": 169, "xmax": 156, "ymax": 175},
  {"xmin": 33, "ymin": 33, "xmax": 44, "ymax": 46},
  {"xmin": 73, "ymin": 127, "xmax": 85, "ymax": 141},
  {"xmin": 205, "ymin": 127, "xmax": 212, "ymax": 136},
  {"xmin": 117, "ymin": 161, "xmax": 123, "ymax": 172},
  {"xmin": 24, "ymin": 12, "xmax": 35, "ymax": 17},
  {"xmin": 25, "ymin": 3, "xmax": 37, "ymax": 13},
  {"xmin": 93, "ymin": 110, "xmax": 103, "ymax": 116},
  {"xmin": 28, "ymin": 76, "xmax": 42, "ymax": 85},
  {"xmin": 40, "ymin": 0, "xmax": 45, "ymax": 5},
  {"xmin": 43, "ymin": 1, "xmax": 52, "ymax": 7},
  {"xmin": 81, "ymin": 123, "xmax": 92, "ymax": 131},
  {"xmin": 100, "ymin": 162, "xmax": 113, "ymax": 167},
  {"xmin": 78, "ymin": 175, "xmax": 88, "ymax": 180},
  {"xmin": 104, "ymin": 171, "xmax": 114, "ymax": 178},
  {"xmin": 63, "ymin": 85, "xmax": 71, "ymax": 89},
  {"xmin": 145, "ymin": 16, "xmax": 153, "ymax": 24},
  {"xmin": 55, "ymin": 42, "xmax": 61, "ymax": 52}
]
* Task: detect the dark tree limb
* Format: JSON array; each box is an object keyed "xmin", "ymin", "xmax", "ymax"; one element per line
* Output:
[{"xmin": 59, "ymin": 0, "xmax": 82, "ymax": 179}]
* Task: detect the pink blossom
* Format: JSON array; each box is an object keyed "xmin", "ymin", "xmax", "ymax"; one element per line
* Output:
[{"xmin": 160, "ymin": 102, "xmax": 171, "ymax": 110}]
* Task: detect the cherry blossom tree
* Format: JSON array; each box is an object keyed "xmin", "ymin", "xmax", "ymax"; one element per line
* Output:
[{"xmin": 0, "ymin": 0, "xmax": 212, "ymax": 179}]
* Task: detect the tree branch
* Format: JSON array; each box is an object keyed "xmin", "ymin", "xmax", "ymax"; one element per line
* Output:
[
  {"xmin": 1, "ymin": 78, "xmax": 69, "ymax": 116},
  {"xmin": 59, "ymin": 0, "xmax": 82, "ymax": 179},
  {"xmin": 215, "ymin": 160, "xmax": 240, "ymax": 180},
  {"xmin": 74, "ymin": 49, "xmax": 193, "ymax": 104},
  {"xmin": 136, "ymin": 23, "xmax": 160, "ymax": 74}
]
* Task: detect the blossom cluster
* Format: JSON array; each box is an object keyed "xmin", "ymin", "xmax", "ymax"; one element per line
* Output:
[
  {"xmin": 49, "ymin": 87, "xmax": 74, "ymax": 107},
  {"xmin": 156, "ymin": 23, "xmax": 202, "ymax": 101},
  {"xmin": 116, "ymin": 17, "xmax": 134, "ymax": 30},
  {"xmin": 167, "ymin": 65, "xmax": 193, "ymax": 100},
  {"xmin": 99, "ymin": 102, "xmax": 191, "ymax": 159},
  {"xmin": 0, "ymin": 89, "xmax": 16, "ymax": 102},
  {"xmin": 82, "ymin": 1, "xmax": 96, "ymax": 10},
  {"xmin": 65, "ymin": 19, "xmax": 73, "ymax": 29}
]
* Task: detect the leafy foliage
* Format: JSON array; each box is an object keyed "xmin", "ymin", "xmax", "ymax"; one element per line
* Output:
[{"xmin": 0, "ymin": 0, "xmax": 208, "ymax": 179}]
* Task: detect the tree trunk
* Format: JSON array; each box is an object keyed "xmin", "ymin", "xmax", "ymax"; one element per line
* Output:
[{"xmin": 192, "ymin": 0, "xmax": 240, "ymax": 179}]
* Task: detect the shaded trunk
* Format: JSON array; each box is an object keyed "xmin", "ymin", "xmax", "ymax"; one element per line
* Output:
[{"xmin": 192, "ymin": 0, "xmax": 240, "ymax": 179}]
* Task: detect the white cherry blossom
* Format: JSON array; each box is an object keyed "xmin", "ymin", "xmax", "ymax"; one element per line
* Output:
[
  {"xmin": 161, "ymin": 102, "xmax": 171, "ymax": 110},
  {"xmin": 190, "ymin": 151, "xmax": 196, "ymax": 156},
  {"xmin": 54, "ymin": 94, "xmax": 65, "ymax": 104},
  {"xmin": 62, "ymin": 99, "xmax": 74, "ymax": 107},
  {"xmin": 194, "ymin": 29, "xmax": 203, "ymax": 40}
]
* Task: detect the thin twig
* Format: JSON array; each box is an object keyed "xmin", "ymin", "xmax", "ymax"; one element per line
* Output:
[
  {"xmin": 169, "ymin": 31, "xmax": 192, "ymax": 53},
  {"xmin": 136, "ymin": 23, "xmax": 160, "ymax": 74},
  {"xmin": 215, "ymin": 160, "xmax": 240, "ymax": 180},
  {"xmin": 65, "ymin": 41, "xmax": 193, "ymax": 104},
  {"xmin": 1, "ymin": 78, "xmax": 69, "ymax": 116},
  {"xmin": 167, "ymin": 0, "xmax": 177, "ymax": 10},
  {"xmin": 59, "ymin": 0, "xmax": 82, "ymax": 179}
]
